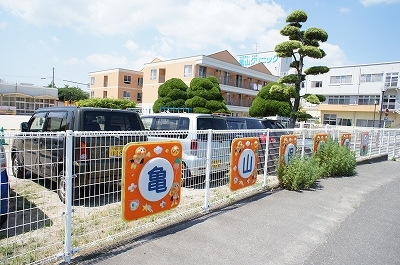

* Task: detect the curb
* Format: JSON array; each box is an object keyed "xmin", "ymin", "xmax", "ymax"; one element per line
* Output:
[{"xmin": 356, "ymin": 154, "xmax": 389, "ymax": 165}]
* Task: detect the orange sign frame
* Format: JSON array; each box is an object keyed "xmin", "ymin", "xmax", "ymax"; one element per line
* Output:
[
  {"xmin": 122, "ymin": 141, "xmax": 182, "ymax": 221},
  {"xmin": 279, "ymin": 135, "xmax": 297, "ymax": 165},
  {"xmin": 229, "ymin": 137, "xmax": 259, "ymax": 191},
  {"xmin": 313, "ymin": 133, "xmax": 329, "ymax": 153}
]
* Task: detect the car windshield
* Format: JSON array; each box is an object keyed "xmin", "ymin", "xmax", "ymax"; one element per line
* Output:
[
  {"xmin": 197, "ymin": 117, "xmax": 227, "ymax": 130},
  {"xmin": 83, "ymin": 111, "xmax": 142, "ymax": 131},
  {"xmin": 261, "ymin": 120, "xmax": 285, "ymax": 129}
]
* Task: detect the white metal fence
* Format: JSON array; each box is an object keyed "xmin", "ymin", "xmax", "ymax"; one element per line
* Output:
[{"xmin": 0, "ymin": 127, "xmax": 399, "ymax": 264}]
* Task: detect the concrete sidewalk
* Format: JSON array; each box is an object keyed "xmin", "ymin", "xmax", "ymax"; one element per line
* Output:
[{"xmin": 72, "ymin": 160, "xmax": 400, "ymax": 265}]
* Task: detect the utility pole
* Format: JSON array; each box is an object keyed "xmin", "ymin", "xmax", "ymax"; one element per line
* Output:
[{"xmin": 52, "ymin": 67, "xmax": 55, "ymax": 88}]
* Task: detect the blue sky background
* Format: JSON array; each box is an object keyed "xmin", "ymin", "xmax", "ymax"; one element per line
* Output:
[{"xmin": 0, "ymin": 0, "xmax": 399, "ymax": 88}]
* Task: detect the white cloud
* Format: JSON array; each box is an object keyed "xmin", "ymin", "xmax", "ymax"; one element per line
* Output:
[
  {"xmin": 0, "ymin": 0, "xmax": 287, "ymax": 50},
  {"xmin": 124, "ymin": 40, "xmax": 138, "ymax": 52},
  {"xmin": 63, "ymin": 57, "xmax": 83, "ymax": 65},
  {"xmin": 339, "ymin": 7, "xmax": 350, "ymax": 13},
  {"xmin": 51, "ymin": 36, "xmax": 59, "ymax": 42},
  {"xmin": 0, "ymin": 21, "xmax": 7, "ymax": 29},
  {"xmin": 86, "ymin": 53, "xmax": 128, "ymax": 68},
  {"xmin": 304, "ymin": 42, "xmax": 351, "ymax": 68},
  {"xmin": 360, "ymin": 0, "xmax": 400, "ymax": 6}
]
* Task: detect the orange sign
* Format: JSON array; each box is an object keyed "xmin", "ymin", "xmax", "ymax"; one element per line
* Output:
[
  {"xmin": 122, "ymin": 141, "xmax": 182, "ymax": 221},
  {"xmin": 279, "ymin": 135, "xmax": 297, "ymax": 165},
  {"xmin": 341, "ymin": 133, "xmax": 352, "ymax": 147},
  {"xmin": 229, "ymin": 137, "xmax": 259, "ymax": 191},
  {"xmin": 313, "ymin": 133, "xmax": 328, "ymax": 153}
]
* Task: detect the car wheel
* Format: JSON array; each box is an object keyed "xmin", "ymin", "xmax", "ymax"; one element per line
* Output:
[
  {"xmin": 57, "ymin": 171, "xmax": 77, "ymax": 204},
  {"xmin": 12, "ymin": 153, "xmax": 25, "ymax": 178}
]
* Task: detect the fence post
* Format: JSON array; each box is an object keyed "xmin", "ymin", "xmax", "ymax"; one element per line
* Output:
[
  {"xmin": 203, "ymin": 129, "xmax": 212, "ymax": 213},
  {"xmin": 301, "ymin": 129, "xmax": 305, "ymax": 158},
  {"xmin": 378, "ymin": 129, "xmax": 382, "ymax": 155},
  {"xmin": 386, "ymin": 130, "xmax": 390, "ymax": 154},
  {"xmin": 353, "ymin": 128, "xmax": 357, "ymax": 154},
  {"xmin": 368, "ymin": 130, "xmax": 373, "ymax": 158},
  {"xmin": 394, "ymin": 130, "xmax": 398, "ymax": 158},
  {"xmin": 262, "ymin": 129, "xmax": 270, "ymax": 187},
  {"xmin": 64, "ymin": 130, "xmax": 74, "ymax": 262}
]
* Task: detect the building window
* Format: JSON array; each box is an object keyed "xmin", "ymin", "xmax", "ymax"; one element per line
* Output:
[
  {"xmin": 356, "ymin": 119, "xmax": 374, "ymax": 127},
  {"xmin": 327, "ymin": 96, "xmax": 350, "ymax": 104},
  {"xmin": 90, "ymin": 91, "xmax": 94, "ymax": 98},
  {"xmin": 90, "ymin": 77, "xmax": 95, "ymax": 85},
  {"xmin": 223, "ymin": 71, "xmax": 230, "ymax": 85},
  {"xmin": 123, "ymin": 91, "xmax": 131, "ymax": 100},
  {"xmin": 124, "ymin": 75, "xmax": 131, "ymax": 84},
  {"xmin": 150, "ymin": 69, "xmax": 157, "ymax": 80},
  {"xmin": 337, "ymin": 118, "xmax": 352, "ymax": 126},
  {"xmin": 184, "ymin": 65, "xmax": 192, "ymax": 77},
  {"xmin": 330, "ymin": 75, "xmax": 352, "ymax": 84},
  {"xmin": 103, "ymin": 76, "xmax": 108, "ymax": 87},
  {"xmin": 103, "ymin": 91, "xmax": 107, "ymax": 98},
  {"xmin": 385, "ymin": 72, "xmax": 398, "ymax": 88},
  {"xmin": 199, "ymin": 66, "xmax": 207, "ymax": 78},
  {"xmin": 137, "ymin": 92, "xmax": 142, "ymax": 101},
  {"xmin": 360, "ymin": 73, "xmax": 383, "ymax": 82},
  {"xmin": 311, "ymin": 81, "xmax": 322, "ymax": 87},
  {"xmin": 236, "ymin": 75, "xmax": 242, "ymax": 87},
  {"xmin": 358, "ymin": 95, "xmax": 380, "ymax": 105},
  {"xmin": 323, "ymin": 114, "xmax": 337, "ymax": 125},
  {"xmin": 138, "ymin": 77, "xmax": 143, "ymax": 86}
]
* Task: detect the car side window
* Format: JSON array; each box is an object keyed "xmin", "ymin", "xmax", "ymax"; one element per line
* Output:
[
  {"xmin": 28, "ymin": 112, "xmax": 47, "ymax": 132},
  {"xmin": 46, "ymin": 111, "xmax": 68, "ymax": 131},
  {"xmin": 247, "ymin": 120, "xmax": 264, "ymax": 129}
]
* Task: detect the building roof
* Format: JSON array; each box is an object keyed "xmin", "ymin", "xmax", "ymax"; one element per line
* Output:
[
  {"xmin": 248, "ymin": 62, "xmax": 272, "ymax": 75},
  {"xmin": 207, "ymin": 50, "xmax": 242, "ymax": 66}
]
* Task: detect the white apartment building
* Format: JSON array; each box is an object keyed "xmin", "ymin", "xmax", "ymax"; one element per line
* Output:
[{"xmin": 303, "ymin": 61, "xmax": 400, "ymax": 128}]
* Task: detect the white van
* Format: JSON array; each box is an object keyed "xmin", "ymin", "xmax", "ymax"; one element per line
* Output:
[{"xmin": 141, "ymin": 113, "xmax": 231, "ymax": 186}]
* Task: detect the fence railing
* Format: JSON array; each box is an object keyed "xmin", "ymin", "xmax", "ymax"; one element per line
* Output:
[{"xmin": 0, "ymin": 127, "xmax": 399, "ymax": 264}]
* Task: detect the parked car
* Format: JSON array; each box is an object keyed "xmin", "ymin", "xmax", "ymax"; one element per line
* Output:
[
  {"xmin": 11, "ymin": 106, "xmax": 147, "ymax": 203},
  {"xmin": 0, "ymin": 142, "xmax": 9, "ymax": 226},
  {"xmin": 224, "ymin": 116, "xmax": 286, "ymax": 173},
  {"xmin": 141, "ymin": 113, "xmax": 231, "ymax": 186}
]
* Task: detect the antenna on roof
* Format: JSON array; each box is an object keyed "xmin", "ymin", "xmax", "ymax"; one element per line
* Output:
[{"xmin": 255, "ymin": 42, "xmax": 258, "ymax": 53}]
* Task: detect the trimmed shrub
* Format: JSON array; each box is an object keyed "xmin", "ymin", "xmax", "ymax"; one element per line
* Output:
[
  {"xmin": 315, "ymin": 137, "xmax": 356, "ymax": 177},
  {"xmin": 276, "ymin": 155, "xmax": 321, "ymax": 191}
]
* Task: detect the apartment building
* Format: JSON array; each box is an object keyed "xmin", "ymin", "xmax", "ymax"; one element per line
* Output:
[
  {"xmin": 88, "ymin": 68, "xmax": 143, "ymax": 105},
  {"xmin": 141, "ymin": 50, "xmax": 279, "ymax": 116},
  {"xmin": 0, "ymin": 82, "xmax": 58, "ymax": 115},
  {"xmin": 303, "ymin": 61, "xmax": 400, "ymax": 128}
]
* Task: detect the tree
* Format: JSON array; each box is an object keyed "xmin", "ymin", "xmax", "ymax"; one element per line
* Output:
[
  {"xmin": 274, "ymin": 10, "xmax": 329, "ymax": 128},
  {"xmin": 185, "ymin": 76, "xmax": 230, "ymax": 114},
  {"xmin": 249, "ymin": 82, "xmax": 294, "ymax": 117},
  {"xmin": 58, "ymin": 85, "xmax": 89, "ymax": 102},
  {"xmin": 153, "ymin": 78, "xmax": 189, "ymax": 113},
  {"xmin": 77, "ymin": 98, "xmax": 136, "ymax": 109}
]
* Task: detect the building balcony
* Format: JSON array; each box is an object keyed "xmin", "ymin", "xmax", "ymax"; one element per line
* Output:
[
  {"xmin": 319, "ymin": 102, "xmax": 400, "ymax": 113},
  {"xmin": 225, "ymin": 99, "xmax": 252, "ymax": 108},
  {"xmin": 195, "ymin": 73, "xmax": 263, "ymax": 92}
]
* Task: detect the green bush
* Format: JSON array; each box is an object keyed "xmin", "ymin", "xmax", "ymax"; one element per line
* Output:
[
  {"xmin": 276, "ymin": 155, "xmax": 321, "ymax": 191},
  {"xmin": 315, "ymin": 137, "xmax": 356, "ymax": 177}
]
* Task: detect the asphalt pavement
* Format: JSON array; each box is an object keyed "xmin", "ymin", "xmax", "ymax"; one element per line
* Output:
[{"xmin": 72, "ymin": 160, "xmax": 400, "ymax": 265}]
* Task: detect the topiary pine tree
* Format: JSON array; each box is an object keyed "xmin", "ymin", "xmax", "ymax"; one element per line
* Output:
[
  {"xmin": 152, "ymin": 78, "xmax": 189, "ymax": 113},
  {"xmin": 185, "ymin": 76, "xmax": 230, "ymax": 114},
  {"xmin": 274, "ymin": 9, "xmax": 329, "ymax": 128}
]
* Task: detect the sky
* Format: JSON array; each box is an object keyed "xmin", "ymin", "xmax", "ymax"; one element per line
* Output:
[{"xmin": 0, "ymin": 0, "xmax": 399, "ymax": 89}]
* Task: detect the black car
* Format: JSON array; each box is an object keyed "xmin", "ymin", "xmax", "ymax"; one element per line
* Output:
[
  {"xmin": 224, "ymin": 117, "xmax": 286, "ymax": 173},
  {"xmin": 11, "ymin": 106, "xmax": 147, "ymax": 203}
]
